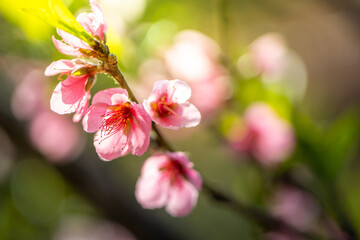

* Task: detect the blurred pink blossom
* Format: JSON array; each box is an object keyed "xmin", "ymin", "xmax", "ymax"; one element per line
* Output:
[
  {"xmin": 143, "ymin": 80, "xmax": 201, "ymax": 130},
  {"xmin": 228, "ymin": 103, "xmax": 295, "ymax": 165},
  {"xmin": 135, "ymin": 152, "xmax": 202, "ymax": 217},
  {"xmin": 250, "ymin": 33, "xmax": 287, "ymax": 78},
  {"xmin": 11, "ymin": 69, "xmax": 46, "ymax": 120},
  {"xmin": 163, "ymin": 30, "xmax": 229, "ymax": 117},
  {"xmin": 82, "ymin": 88, "xmax": 151, "ymax": 161},
  {"xmin": 52, "ymin": 0, "xmax": 107, "ymax": 57},
  {"xmin": 29, "ymin": 111, "xmax": 83, "ymax": 163},
  {"xmin": 270, "ymin": 186, "xmax": 320, "ymax": 231},
  {"xmin": 45, "ymin": 59, "xmax": 93, "ymax": 122}
]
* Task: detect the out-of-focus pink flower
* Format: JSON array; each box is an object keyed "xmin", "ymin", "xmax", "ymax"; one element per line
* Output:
[
  {"xmin": 143, "ymin": 80, "xmax": 201, "ymax": 130},
  {"xmin": 164, "ymin": 30, "xmax": 229, "ymax": 117},
  {"xmin": 228, "ymin": 103, "xmax": 295, "ymax": 165},
  {"xmin": 270, "ymin": 186, "xmax": 320, "ymax": 231},
  {"xmin": 53, "ymin": 0, "xmax": 107, "ymax": 56},
  {"xmin": 29, "ymin": 111, "xmax": 83, "ymax": 163},
  {"xmin": 11, "ymin": 70, "xmax": 46, "ymax": 120},
  {"xmin": 135, "ymin": 152, "xmax": 202, "ymax": 217},
  {"xmin": 250, "ymin": 33, "xmax": 287, "ymax": 78},
  {"xmin": 82, "ymin": 88, "xmax": 151, "ymax": 161},
  {"xmin": 45, "ymin": 59, "xmax": 93, "ymax": 122}
]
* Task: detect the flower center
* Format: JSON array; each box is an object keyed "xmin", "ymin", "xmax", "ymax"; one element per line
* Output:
[
  {"xmin": 160, "ymin": 159, "xmax": 185, "ymax": 186},
  {"xmin": 151, "ymin": 93, "xmax": 178, "ymax": 117},
  {"xmin": 100, "ymin": 102, "xmax": 132, "ymax": 137}
]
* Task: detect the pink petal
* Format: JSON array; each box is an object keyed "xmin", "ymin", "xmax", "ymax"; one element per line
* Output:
[
  {"xmin": 77, "ymin": 12, "xmax": 94, "ymax": 35},
  {"xmin": 57, "ymin": 29, "xmax": 91, "ymax": 50},
  {"xmin": 90, "ymin": 0, "xmax": 107, "ymax": 39},
  {"xmin": 92, "ymin": 88, "xmax": 129, "ymax": 105},
  {"xmin": 82, "ymin": 103, "xmax": 108, "ymax": 133},
  {"xmin": 52, "ymin": 36, "xmax": 83, "ymax": 57},
  {"xmin": 93, "ymin": 130, "xmax": 131, "ymax": 161},
  {"xmin": 50, "ymin": 75, "xmax": 88, "ymax": 115},
  {"xmin": 184, "ymin": 168, "xmax": 202, "ymax": 190},
  {"xmin": 153, "ymin": 102, "xmax": 201, "ymax": 130},
  {"xmin": 72, "ymin": 91, "xmax": 91, "ymax": 123},
  {"xmin": 44, "ymin": 59, "xmax": 77, "ymax": 76},
  {"xmin": 166, "ymin": 181, "xmax": 199, "ymax": 217},
  {"xmin": 128, "ymin": 104, "xmax": 152, "ymax": 156},
  {"xmin": 135, "ymin": 174, "xmax": 170, "ymax": 209},
  {"xmin": 140, "ymin": 154, "xmax": 169, "ymax": 176},
  {"xmin": 167, "ymin": 80, "xmax": 192, "ymax": 103}
]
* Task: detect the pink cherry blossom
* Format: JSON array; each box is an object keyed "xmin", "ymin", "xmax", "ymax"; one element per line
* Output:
[
  {"xmin": 11, "ymin": 69, "xmax": 46, "ymax": 120},
  {"xmin": 52, "ymin": 0, "xmax": 107, "ymax": 56},
  {"xmin": 45, "ymin": 59, "xmax": 93, "ymax": 122},
  {"xmin": 228, "ymin": 103, "xmax": 295, "ymax": 166},
  {"xmin": 143, "ymin": 80, "xmax": 201, "ymax": 130},
  {"xmin": 82, "ymin": 88, "xmax": 151, "ymax": 161},
  {"xmin": 164, "ymin": 30, "xmax": 229, "ymax": 117},
  {"xmin": 135, "ymin": 152, "xmax": 202, "ymax": 217},
  {"xmin": 29, "ymin": 111, "xmax": 83, "ymax": 163},
  {"xmin": 250, "ymin": 33, "xmax": 287, "ymax": 78},
  {"xmin": 270, "ymin": 185, "xmax": 320, "ymax": 231}
]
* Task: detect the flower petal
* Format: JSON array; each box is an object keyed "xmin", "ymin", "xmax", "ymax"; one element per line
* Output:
[
  {"xmin": 135, "ymin": 173, "xmax": 170, "ymax": 209},
  {"xmin": 50, "ymin": 75, "xmax": 88, "ymax": 115},
  {"xmin": 45, "ymin": 59, "xmax": 77, "ymax": 76},
  {"xmin": 82, "ymin": 103, "xmax": 108, "ymax": 133},
  {"xmin": 166, "ymin": 181, "xmax": 199, "ymax": 217},
  {"xmin": 52, "ymin": 36, "xmax": 84, "ymax": 57},
  {"xmin": 57, "ymin": 29, "xmax": 91, "ymax": 50},
  {"xmin": 93, "ymin": 129, "xmax": 130, "ymax": 161},
  {"xmin": 92, "ymin": 88, "xmax": 129, "ymax": 105}
]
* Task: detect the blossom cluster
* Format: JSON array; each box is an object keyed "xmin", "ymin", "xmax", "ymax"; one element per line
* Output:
[{"xmin": 45, "ymin": 0, "xmax": 202, "ymax": 217}]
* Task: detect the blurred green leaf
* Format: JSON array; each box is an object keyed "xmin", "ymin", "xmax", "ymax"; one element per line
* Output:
[
  {"xmin": 23, "ymin": 0, "xmax": 93, "ymax": 44},
  {"xmin": 294, "ymin": 111, "xmax": 360, "ymax": 183},
  {"xmin": 321, "ymin": 112, "xmax": 360, "ymax": 180}
]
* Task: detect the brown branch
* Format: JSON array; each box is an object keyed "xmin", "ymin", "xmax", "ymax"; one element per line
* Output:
[{"xmin": 99, "ymin": 47, "xmax": 329, "ymax": 240}]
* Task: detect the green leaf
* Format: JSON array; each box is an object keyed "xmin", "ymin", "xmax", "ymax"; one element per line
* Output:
[
  {"xmin": 322, "ymin": 112, "xmax": 360, "ymax": 179},
  {"xmin": 23, "ymin": 0, "xmax": 93, "ymax": 44}
]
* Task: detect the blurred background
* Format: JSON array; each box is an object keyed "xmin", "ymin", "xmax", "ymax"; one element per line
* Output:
[{"xmin": 0, "ymin": 0, "xmax": 360, "ymax": 239}]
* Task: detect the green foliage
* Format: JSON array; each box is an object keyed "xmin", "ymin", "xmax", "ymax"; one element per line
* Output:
[
  {"xmin": 294, "ymin": 111, "xmax": 360, "ymax": 183},
  {"xmin": 23, "ymin": 0, "xmax": 93, "ymax": 44}
]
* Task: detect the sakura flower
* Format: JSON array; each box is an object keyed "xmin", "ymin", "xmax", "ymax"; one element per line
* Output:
[
  {"xmin": 164, "ymin": 30, "xmax": 230, "ymax": 117},
  {"xmin": 250, "ymin": 33, "xmax": 287, "ymax": 78},
  {"xmin": 228, "ymin": 103, "xmax": 295, "ymax": 166},
  {"xmin": 135, "ymin": 152, "xmax": 202, "ymax": 217},
  {"xmin": 143, "ymin": 80, "xmax": 201, "ymax": 130},
  {"xmin": 82, "ymin": 88, "xmax": 151, "ymax": 161},
  {"xmin": 45, "ymin": 59, "xmax": 94, "ymax": 122},
  {"xmin": 52, "ymin": 0, "xmax": 108, "ymax": 57},
  {"xmin": 270, "ymin": 185, "xmax": 320, "ymax": 231},
  {"xmin": 30, "ymin": 111, "xmax": 83, "ymax": 163}
]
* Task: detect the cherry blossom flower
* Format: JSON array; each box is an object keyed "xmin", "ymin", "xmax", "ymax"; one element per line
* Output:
[
  {"xmin": 45, "ymin": 59, "xmax": 94, "ymax": 122},
  {"xmin": 52, "ymin": 0, "xmax": 108, "ymax": 57},
  {"xmin": 164, "ymin": 30, "xmax": 229, "ymax": 117},
  {"xmin": 82, "ymin": 88, "xmax": 151, "ymax": 161},
  {"xmin": 29, "ymin": 111, "xmax": 83, "ymax": 163},
  {"xmin": 143, "ymin": 80, "xmax": 201, "ymax": 130},
  {"xmin": 270, "ymin": 186, "xmax": 320, "ymax": 231},
  {"xmin": 250, "ymin": 33, "xmax": 287, "ymax": 78},
  {"xmin": 135, "ymin": 152, "xmax": 202, "ymax": 217},
  {"xmin": 228, "ymin": 103, "xmax": 295, "ymax": 166}
]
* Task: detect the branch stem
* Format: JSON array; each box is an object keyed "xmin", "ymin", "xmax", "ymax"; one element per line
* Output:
[{"xmin": 102, "ymin": 51, "xmax": 328, "ymax": 240}]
